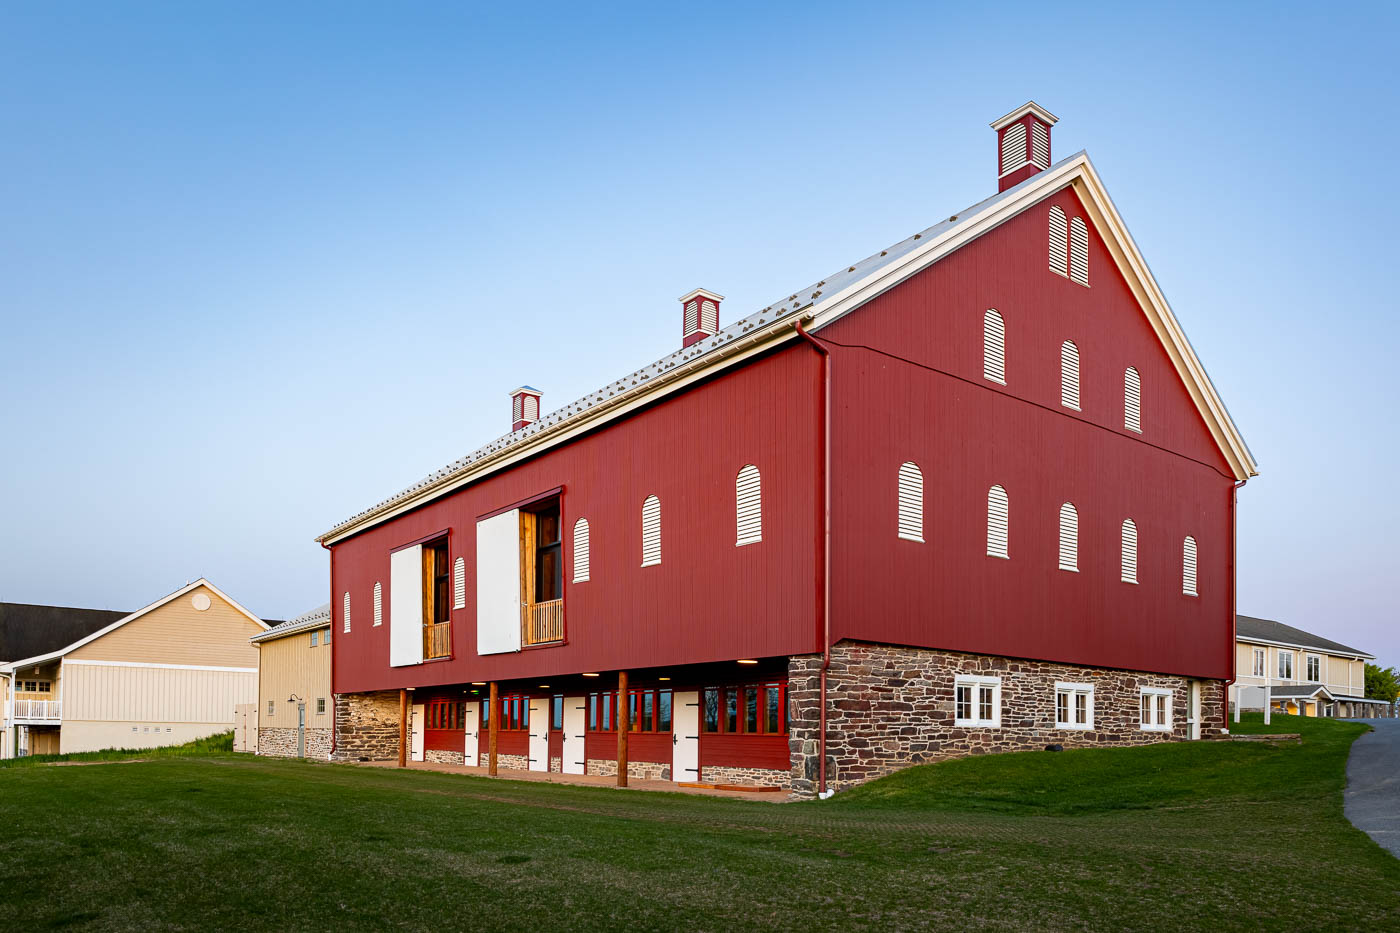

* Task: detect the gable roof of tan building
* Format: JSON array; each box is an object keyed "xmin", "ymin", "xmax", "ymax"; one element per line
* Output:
[{"xmin": 1236, "ymin": 615, "xmax": 1372, "ymax": 659}]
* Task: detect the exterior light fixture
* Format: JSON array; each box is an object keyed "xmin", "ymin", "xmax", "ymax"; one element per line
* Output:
[
  {"xmin": 658, "ymin": 676, "xmax": 670, "ymax": 681},
  {"xmin": 737, "ymin": 659, "xmax": 758, "ymax": 665},
  {"xmin": 471, "ymin": 682, "xmax": 486, "ymax": 686},
  {"xmin": 582, "ymin": 672, "xmax": 600, "ymax": 678}
]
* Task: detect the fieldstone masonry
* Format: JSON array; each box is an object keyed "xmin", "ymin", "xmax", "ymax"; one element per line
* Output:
[
  {"xmin": 258, "ymin": 727, "xmax": 331, "ymax": 759},
  {"xmin": 332, "ymin": 691, "xmax": 402, "ymax": 762},
  {"xmin": 789, "ymin": 641, "xmax": 1226, "ymax": 798}
]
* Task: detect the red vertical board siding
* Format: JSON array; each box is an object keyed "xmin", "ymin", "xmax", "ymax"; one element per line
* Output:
[
  {"xmin": 821, "ymin": 185, "xmax": 1235, "ymax": 680},
  {"xmin": 331, "ymin": 347, "xmax": 819, "ymax": 695}
]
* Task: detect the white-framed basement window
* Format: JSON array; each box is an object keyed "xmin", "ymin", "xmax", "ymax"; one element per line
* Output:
[
  {"xmin": 897, "ymin": 461, "xmax": 924, "ymax": 542},
  {"xmin": 1140, "ymin": 688, "xmax": 1173, "ymax": 732},
  {"xmin": 954, "ymin": 675, "xmax": 1001, "ymax": 727},
  {"xmin": 1055, "ymin": 682, "xmax": 1094, "ymax": 730}
]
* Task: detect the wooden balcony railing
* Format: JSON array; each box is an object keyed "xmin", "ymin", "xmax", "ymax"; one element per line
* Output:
[
  {"xmin": 13, "ymin": 699, "xmax": 61, "ymax": 720},
  {"xmin": 522, "ymin": 599, "xmax": 564, "ymax": 646},
  {"xmin": 424, "ymin": 622, "xmax": 452, "ymax": 660}
]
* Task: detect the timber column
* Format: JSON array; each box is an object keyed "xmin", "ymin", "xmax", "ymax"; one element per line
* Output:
[
  {"xmin": 397, "ymin": 688, "xmax": 407, "ymax": 768},
  {"xmin": 488, "ymin": 681, "xmax": 499, "ymax": 776},
  {"xmin": 617, "ymin": 670, "xmax": 629, "ymax": 787}
]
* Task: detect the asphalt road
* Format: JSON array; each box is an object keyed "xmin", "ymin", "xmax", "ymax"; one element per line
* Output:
[{"xmin": 1344, "ymin": 718, "xmax": 1400, "ymax": 858}]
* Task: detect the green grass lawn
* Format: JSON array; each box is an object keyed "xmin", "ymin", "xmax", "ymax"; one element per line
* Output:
[{"xmin": 0, "ymin": 714, "xmax": 1395, "ymax": 931}]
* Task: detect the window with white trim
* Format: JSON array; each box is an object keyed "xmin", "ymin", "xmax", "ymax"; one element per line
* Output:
[
  {"xmin": 987, "ymin": 485, "xmax": 1009, "ymax": 558},
  {"xmin": 1140, "ymin": 688, "xmax": 1172, "ymax": 732},
  {"xmin": 1182, "ymin": 536, "xmax": 1198, "ymax": 596},
  {"xmin": 323, "ymin": 628, "xmax": 330, "ymax": 645},
  {"xmin": 1058, "ymin": 502, "xmax": 1078, "ymax": 571},
  {"xmin": 897, "ymin": 462, "xmax": 924, "ymax": 542},
  {"xmin": 1048, "ymin": 206, "xmax": 1068, "ymax": 277},
  {"xmin": 1069, "ymin": 217, "xmax": 1089, "ymax": 285},
  {"xmin": 309, "ymin": 630, "xmax": 318, "ymax": 647},
  {"xmin": 954, "ymin": 675, "xmax": 1001, "ymax": 727},
  {"xmin": 1121, "ymin": 519, "xmax": 1138, "ymax": 584},
  {"xmin": 1278, "ymin": 651, "xmax": 1294, "ymax": 680},
  {"xmin": 572, "ymin": 518, "xmax": 591, "ymax": 582},
  {"xmin": 1060, "ymin": 340, "xmax": 1080, "ymax": 410},
  {"xmin": 641, "ymin": 495, "xmax": 661, "ymax": 566},
  {"xmin": 736, "ymin": 465, "xmax": 762, "ymax": 546},
  {"xmin": 983, "ymin": 310, "xmax": 1006, "ymax": 384},
  {"xmin": 1055, "ymin": 683, "xmax": 1094, "ymax": 729},
  {"xmin": 267, "ymin": 700, "xmax": 275, "ymax": 717},
  {"xmin": 373, "ymin": 581, "xmax": 383, "ymax": 626},
  {"xmin": 316, "ymin": 697, "xmax": 327, "ymax": 715},
  {"xmin": 1124, "ymin": 367, "xmax": 1142, "ymax": 433},
  {"xmin": 342, "ymin": 591, "xmax": 351, "ymax": 633},
  {"xmin": 1252, "ymin": 647, "xmax": 1266, "ymax": 677},
  {"xmin": 453, "ymin": 556, "xmax": 466, "ymax": 609},
  {"xmin": 1306, "ymin": 655, "xmax": 1321, "ymax": 682}
]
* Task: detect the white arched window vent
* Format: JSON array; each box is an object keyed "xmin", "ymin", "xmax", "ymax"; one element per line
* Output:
[
  {"xmin": 573, "ymin": 518, "xmax": 591, "ymax": 583},
  {"xmin": 1182, "ymin": 536, "xmax": 1198, "ymax": 597},
  {"xmin": 1121, "ymin": 519, "xmax": 1139, "ymax": 584},
  {"xmin": 897, "ymin": 462, "xmax": 924, "ymax": 542},
  {"xmin": 1061, "ymin": 340, "xmax": 1081, "ymax": 411},
  {"xmin": 1048, "ymin": 206, "xmax": 1068, "ymax": 277},
  {"xmin": 373, "ymin": 582, "xmax": 383, "ymax": 626},
  {"xmin": 736, "ymin": 465, "xmax": 762, "ymax": 546},
  {"xmin": 983, "ymin": 310, "xmax": 1006, "ymax": 385},
  {"xmin": 1058, "ymin": 503, "xmax": 1079, "ymax": 572},
  {"xmin": 987, "ymin": 485, "xmax": 1010, "ymax": 559},
  {"xmin": 1001, "ymin": 122, "xmax": 1027, "ymax": 174},
  {"xmin": 453, "ymin": 557, "xmax": 466, "ymax": 610},
  {"xmin": 1069, "ymin": 217, "xmax": 1089, "ymax": 285},
  {"xmin": 343, "ymin": 591, "xmax": 351, "ymax": 633},
  {"xmin": 641, "ymin": 495, "xmax": 661, "ymax": 567},
  {"xmin": 1124, "ymin": 367, "xmax": 1142, "ymax": 433}
]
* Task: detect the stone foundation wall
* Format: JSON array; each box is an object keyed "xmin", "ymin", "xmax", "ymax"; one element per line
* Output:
[
  {"xmin": 475, "ymin": 753, "xmax": 529, "ymax": 771},
  {"xmin": 257, "ymin": 727, "xmax": 332, "ymax": 759},
  {"xmin": 425, "ymin": 749, "xmax": 464, "ymax": 765},
  {"xmin": 789, "ymin": 642, "xmax": 1226, "ymax": 798},
  {"xmin": 549, "ymin": 756, "xmax": 562, "ymax": 772},
  {"xmin": 700, "ymin": 765, "xmax": 789, "ymax": 787},
  {"xmin": 332, "ymin": 691, "xmax": 401, "ymax": 762},
  {"xmin": 586, "ymin": 758, "xmax": 670, "ymax": 781}
]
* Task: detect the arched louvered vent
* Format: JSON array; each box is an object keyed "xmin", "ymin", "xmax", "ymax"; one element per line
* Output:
[
  {"xmin": 736, "ymin": 465, "xmax": 762, "ymax": 546},
  {"xmin": 453, "ymin": 557, "xmax": 466, "ymax": 609},
  {"xmin": 684, "ymin": 300, "xmax": 699, "ymax": 335},
  {"xmin": 700, "ymin": 300, "xmax": 718, "ymax": 334},
  {"xmin": 573, "ymin": 518, "xmax": 591, "ymax": 582},
  {"xmin": 1124, "ymin": 367, "xmax": 1142, "ymax": 433},
  {"xmin": 1000, "ymin": 123, "xmax": 1027, "ymax": 174},
  {"xmin": 1031, "ymin": 120, "xmax": 1049, "ymax": 167},
  {"xmin": 1069, "ymin": 217, "xmax": 1089, "ymax": 285},
  {"xmin": 897, "ymin": 462, "xmax": 924, "ymax": 542},
  {"xmin": 1058, "ymin": 503, "xmax": 1079, "ymax": 571},
  {"xmin": 523, "ymin": 395, "xmax": 539, "ymax": 422},
  {"xmin": 511, "ymin": 394, "xmax": 523, "ymax": 423},
  {"xmin": 1121, "ymin": 519, "xmax": 1139, "ymax": 583},
  {"xmin": 1182, "ymin": 536, "xmax": 1198, "ymax": 597},
  {"xmin": 983, "ymin": 310, "xmax": 1006, "ymax": 384},
  {"xmin": 1048, "ymin": 206, "xmax": 1068, "ymax": 277},
  {"xmin": 343, "ymin": 591, "xmax": 351, "ymax": 633},
  {"xmin": 641, "ymin": 495, "xmax": 661, "ymax": 566},
  {"xmin": 987, "ymin": 485, "xmax": 1010, "ymax": 558},
  {"xmin": 373, "ymin": 582, "xmax": 383, "ymax": 626},
  {"xmin": 1060, "ymin": 340, "xmax": 1081, "ymax": 410}
]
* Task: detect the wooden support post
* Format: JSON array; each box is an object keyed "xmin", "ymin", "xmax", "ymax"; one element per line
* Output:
[
  {"xmin": 488, "ymin": 681, "xmax": 499, "ymax": 776},
  {"xmin": 616, "ymin": 670, "xmax": 629, "ymax": 787},
  {"xmin": 398, "ymin": 688, "xmax": 408, "ymax": 768}
]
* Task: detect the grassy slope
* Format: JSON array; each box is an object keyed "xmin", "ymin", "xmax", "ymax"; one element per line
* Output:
[
  {"xmin": 0, "ymin": 732, "xmax": 233, "ymax": 769},
  {"xmin": 0, "ymin": 715, "xmax": 1395, "ymax": 932}
]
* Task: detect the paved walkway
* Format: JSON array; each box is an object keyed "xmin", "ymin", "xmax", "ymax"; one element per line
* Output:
[
  {"xmin": 354, "ymin": 758, "xmax": 789, "ymax": 802},
  {"xmin": 1344, "ymin": 719, "xmax": 1400, "ymax": 858}
]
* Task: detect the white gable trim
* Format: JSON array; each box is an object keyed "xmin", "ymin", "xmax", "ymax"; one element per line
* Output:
[{"xmin": 1, "ymin": 578, "xmax": 270, "ymax": 673}]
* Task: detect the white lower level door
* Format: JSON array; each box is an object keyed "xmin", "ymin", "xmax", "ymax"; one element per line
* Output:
[
  {"xmin": 463, "ymin": 703, "xmax": 480, "ymax": 767},
  {"xmin": 410, "ymin": 703, "xmax": 425, "ymax": 762},
  {"xmin": 528, "ymin": 698, "xmax": 549, "ymax": 772},
  {"xmin": 672, "ymin": 690, "xmax": 700, "ymax": 782},
  {"xmin": 562, "ymin": 696, "xmax": 586, "ymax": 774},
  {"xmin": 1188, "ymin": 681, "xmax": 1202, "ymax": 740}
]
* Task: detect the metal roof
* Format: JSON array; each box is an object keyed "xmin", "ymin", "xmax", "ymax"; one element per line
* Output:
[
  {"xmin": 0, "ymin": 602, "xmax": 129, "ymax": 665},
  {"xmin": 317, "ymin": 157, "xmax": 1069, "ymax": 543},
  {"xmin": 1236, "ymin": 615, "xmax": 1372, "ymax": 659},
  {"xmin": 250, "ymin": 603, "xmax": 331, "ymax": 644}
]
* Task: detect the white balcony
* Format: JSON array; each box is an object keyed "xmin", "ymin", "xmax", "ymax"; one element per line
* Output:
[{"xmin": 13, "ymin": 699, "xmax": 61, "ymax": 721}]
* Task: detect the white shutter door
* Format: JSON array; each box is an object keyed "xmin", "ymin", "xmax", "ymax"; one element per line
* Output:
[
  {"xmin": 1060, "ymin": 341, "xmax": 1080, "ymax": 410},
  {"xmin": 1069, "ymin": 217, "xmax": 1089, "ymax": 284},
  {"xmin": 453, "ymin": 557, "xmax": 466, "ymax": 609},
  {"xmin": 572, "ymin": 518, "xmax": 590, "ymax": 582},
  {"xmin": 897, "ymin": 462, "xmax": 923, "ymax": 542},
  {"xmin": 389, "ymin": 545, "xmax": 424, "ymax": 667},
  {"xmin": 462, "ymin": 703, "xmax": 480, "ymax": 766},
  {"xmin": 1058, "ymin": 503, "xmax": 1078, "ymax": 571},
  {"xmin": 476, "ymin": 509, "xmax": 522, "ymax": 655},
  {"xmin": 1048, "ymin": 207, "xmax": 1068, "ymax": 276},
  {"xmin": 987, "ymin": 485, "xmax": 1009, "ymax": 558},
  {"xmin": 736, "ymin": 466, "xmax": 762, "ymax": 545},
  {"xmin": 983, "ymin": 310, "xmax": 1006, "ymax": 384}
]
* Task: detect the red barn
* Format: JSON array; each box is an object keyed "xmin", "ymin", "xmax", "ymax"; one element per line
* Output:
[{"xmin": 319, "ymin": 103, "xmax": 1257, "ymax": 796}]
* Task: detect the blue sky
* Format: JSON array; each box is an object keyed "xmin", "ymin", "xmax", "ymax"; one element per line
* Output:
[{"xmin": 2, "ymin": 3, "xmax": 1396, "ymax": 664}]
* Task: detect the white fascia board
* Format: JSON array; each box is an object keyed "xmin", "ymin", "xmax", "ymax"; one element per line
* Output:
[
  {"xmin": 1236, "ymin": 634, "xmax": 1372, "ymax": 660},
  {"xmin": 990, "ymin": 101, "xmax": 1060, "ymax": 130},
  {"xmin": 677, "ymin": 287, "xmax": 726, "ymax": 303},
  {"xmin": 62, "ymin": 659, "xmax": 258, "ymax": 673}
]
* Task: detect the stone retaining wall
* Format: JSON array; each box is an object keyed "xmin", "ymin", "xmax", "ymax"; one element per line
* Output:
[
  {"xmin": 257, "ymin": 727, "xmax": 332, "ymax": 759},
  {"xmin": 425, "ymin": 749, "xmax": 464, "ymax": 765},
  {"xmin": 700, "ymin": 765, "xmax": 788, "ymax": 787},
  {"xmin": 585, "ymin": 758, "xmax": 670, "ymax": 780},
  {"xmin": 332, "ymin": 691, "xmax": 401, "ymax": 762}
]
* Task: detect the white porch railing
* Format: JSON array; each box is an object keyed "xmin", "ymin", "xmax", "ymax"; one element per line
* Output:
[{"xmin": 13, "ymin": 699, "xmax": 61, "ymax": 721}]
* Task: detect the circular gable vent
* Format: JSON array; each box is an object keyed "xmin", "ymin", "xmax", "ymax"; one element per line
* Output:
[{"xmin": 191, "ymin": 593, "xmax": 211, "ymax": 611}]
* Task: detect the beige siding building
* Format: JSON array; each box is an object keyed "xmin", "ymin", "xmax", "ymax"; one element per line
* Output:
[
  {"xmin": 2, "ymin": 580, "xmax": 271, "ymax": 757},
  {"xmin": 250, "ymin": 604, "xmax": 333, "ymax": 758},
  {"xmin": 1232, "ymin": 615, "xmax": 1391, "ymax": 719}
]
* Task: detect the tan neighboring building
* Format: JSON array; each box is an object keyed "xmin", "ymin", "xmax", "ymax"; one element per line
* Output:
[
  {"xmin": 1, "ymin": 579, "xmax": 270, "ymax": 757},
  {"xmin": 1232, "ymin": 614, "xmax": 1392, "ymax": 719},
  {"xmin": 249, "ymin": 604, "xmax": 332, "ymax": 758}
]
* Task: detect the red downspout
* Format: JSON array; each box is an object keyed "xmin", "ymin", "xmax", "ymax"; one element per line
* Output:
[
  {"xmin": 1224, "ymin": 478, "xmax": 1246, "ymax": 733},
  {"xmin": 321, "ymin": 539, "xmax": 337, "ymax": 759},
  {"xmin": 795, "ymin": 320, "xmax": 831, "ymax": 796}
]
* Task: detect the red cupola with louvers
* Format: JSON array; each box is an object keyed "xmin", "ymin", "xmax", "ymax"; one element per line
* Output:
[
  {"xmin": 991, "ymin": 101, "xmax": 1058, "ymax": 192},
  {"xmin": 509, "ymin": 385, "xmax": 542, "ymax": 431},
  {"xmin": 679, "ymin": 288, "xmax": 724, "ymax": 348}
]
